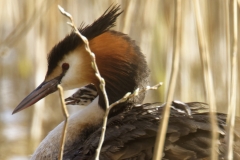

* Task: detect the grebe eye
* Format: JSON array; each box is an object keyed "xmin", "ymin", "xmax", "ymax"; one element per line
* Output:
[{"xmin": 62, "ymin": 63, "xmax": 69, "ymax": 70}]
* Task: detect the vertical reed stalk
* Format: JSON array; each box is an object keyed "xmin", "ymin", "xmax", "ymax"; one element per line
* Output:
[
  {"xmin": 153, "ymin": 0, "xmax": 182, "ymax": 159},
  {"xmin": 193, "ymin": 0, "xmax": 218, "ymax": 159},
  {"xmin": 57, "ymin": 85, "xmax": 69, "ymax": 160},
  {"xmin": 226, "ymin": 0, "xmax": 238, "ymax": 159}
]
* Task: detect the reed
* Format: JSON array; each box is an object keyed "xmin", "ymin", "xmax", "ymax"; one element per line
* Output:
[{"xmin": 0, "ymin": 0, "xmax": 239, "ymax": 159}]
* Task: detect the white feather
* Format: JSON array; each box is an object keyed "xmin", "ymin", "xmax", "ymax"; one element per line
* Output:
[{"xmin": 30, "ymin": 97, "xmax": 104, "ymax": 160}]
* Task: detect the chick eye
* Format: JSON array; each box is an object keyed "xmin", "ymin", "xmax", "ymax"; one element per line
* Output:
[{"xmin": 62, "ymin": 63, "xmax": 69, "ymax": 70}]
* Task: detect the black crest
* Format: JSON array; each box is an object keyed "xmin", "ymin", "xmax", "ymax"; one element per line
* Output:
[{"xmin": 46, "ymin": 5, "xmax": 122, "ymax": 76}]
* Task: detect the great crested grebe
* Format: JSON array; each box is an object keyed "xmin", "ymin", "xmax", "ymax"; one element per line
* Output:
[{"xmin": 13, "ymin": 5, "xmax": 240, "ymax": 160}]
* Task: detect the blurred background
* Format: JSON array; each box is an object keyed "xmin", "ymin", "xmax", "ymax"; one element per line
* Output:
[{"xmin": 0, "ymin": 0, "xmax": 239, "ymax": 159}]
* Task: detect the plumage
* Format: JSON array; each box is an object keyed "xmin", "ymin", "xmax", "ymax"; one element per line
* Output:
[
  {"xmin": 65, "ymin": 84, "xmax": 98, "ymax": 105},
  {"xmin": 13, "ymin": 5, "xmax": 240, "ymax": 160}
]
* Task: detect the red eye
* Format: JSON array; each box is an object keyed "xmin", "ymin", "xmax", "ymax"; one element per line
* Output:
[{"xmin": 62, "ymin": 63, "xmax": 69, "ymax": 70}]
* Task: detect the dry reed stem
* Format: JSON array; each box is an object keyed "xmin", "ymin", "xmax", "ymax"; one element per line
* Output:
[
  {"xmin": 153, "ymin": 0, "xmax": 182, "ymax": 159},
  {"xmin": 224, "ymin": 0, "xmax": 231, "ymax": 157},
  {"xmin": 57, "ymin": 5, "xmax": 110, "ymax": 160},
  {"xmin": 109, "ymin": 83, "xmax": 162, "ymax": 111},
  {"xmin": 225, "ymin": 0, "xmax": 231, "ymax": 111},
  {"xmin": 95, "ymin": 82, "xmax": 162, "ymax": 159},
  {"xmin": 58, "ymin": 5, "xmax": 163, "ymax": 160},
  {"xmin": 193, "ymin": 1, "xmax": 218, "ymax": 159},
  {"xmin": 226, "ymin": 0, "xmax": 238, "ymax": 159},
  {"xmin": 57, "ymin": 85, "xmax": 69, "ymax": 160}
]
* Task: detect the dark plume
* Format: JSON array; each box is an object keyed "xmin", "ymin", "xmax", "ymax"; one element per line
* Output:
[{"xmin": 46, "ymin": 5, "xmax": 122, "ymax": 76}]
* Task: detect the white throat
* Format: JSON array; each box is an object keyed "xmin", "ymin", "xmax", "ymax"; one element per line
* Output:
[{"xmin": 30, "ymin": 97, "xmax": 104, "ymax": 160}]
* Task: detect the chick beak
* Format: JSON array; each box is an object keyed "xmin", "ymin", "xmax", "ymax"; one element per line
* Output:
[{"xmin": 12, "ymin": 77, "xmax": 60, "ymax": 114}]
